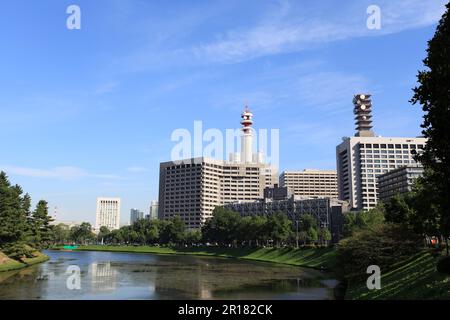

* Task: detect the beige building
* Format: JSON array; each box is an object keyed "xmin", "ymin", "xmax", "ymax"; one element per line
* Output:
[
  {"xmin": 336, "ymin": 94, "xmax": 426, "ymax": 210},
  {"xmin": 159, "ymin": 157, "xmax": 278, "ymax": 229},
  {"xmin": 95, "ymin": 197, "xmax": 121, "ymax": 231},
  {"xmin": 279, "ymin": 169, "xmax": 338, "ymax": 199}
]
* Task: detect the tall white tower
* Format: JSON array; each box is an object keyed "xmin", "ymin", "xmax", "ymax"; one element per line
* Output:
[{"xmin": 240, "ymin": 107, "xmax": 254, "ymax": 163}]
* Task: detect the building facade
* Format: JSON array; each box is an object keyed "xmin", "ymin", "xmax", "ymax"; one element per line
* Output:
[
  {"xmin": 158, "ymin": 108, "xmax": 278, "ymax": 229},
  {"xmin": 95, "ymin": 197, "xmax": 121, "ymax": 231},
  {"xmin": 147, "ymin": 200, "xmax": 159, "ymax": 220},
  {"xmin": 378, "ymin": 165, "xmax": 424, "ymax": 202},
  {"xmin": 224, "ymin": 186, "xmax": 349, "ymax": 243},
  {"xmin": 336, "ymin": 94, "xmax": 426, "ymax": 210},
  {"xmin": 130, "ymin": 208, "xmax": 144, "ymax": 225},
  {"xmin": 280, "ymin": 169, "xmax": 338, "ymax": 199}
]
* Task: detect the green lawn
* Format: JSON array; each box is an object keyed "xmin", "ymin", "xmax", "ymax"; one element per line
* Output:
[
  {"xmin": 346, "ymin": 251, "xmax": 450, "ymax": 299},
  {"xmin": 66, "ymin": 245, "xmax": 337, "ymax": 269},
  {"xmin": 0, "ymin": 250, "xmax": 49, "ymax": 272}
]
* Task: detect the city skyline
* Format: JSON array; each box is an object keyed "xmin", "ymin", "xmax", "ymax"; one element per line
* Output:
[{"xmin": 0, "ymin": 0, "xmax": 447, "ymax": 224}]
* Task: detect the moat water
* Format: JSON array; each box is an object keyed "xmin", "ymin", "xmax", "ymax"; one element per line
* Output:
[{"xmin": 0, "ymin": 250, "xmax": 337, "ymax": 300}]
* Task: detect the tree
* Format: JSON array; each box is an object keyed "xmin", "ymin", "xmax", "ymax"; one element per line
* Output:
[
  {"xmin": 70, "ymin": 222, "xmax": 94, "ymax": 245},
  {"xmin": 52, "ymin": 223, "xmax": 71, "ymax": 244},
  {"xmin": 202, "ymin": 207, "xmax": 241, "ymax": 246},
  {"xmin": 97, "ymin": 226, "xmax": 110, "ymax": 244},
  {"xmin": 0, "ymin": 173, "xmax": 27, "ymax": 245},
  {"xmin": 342, "ymin": 206, "xmax": 385, "ymax": 237},
  {"xmin": 265, "ymin": 212, "xmax": 292, "ymax": 247},
  {"xmin": 411, "ymin": 3, "xmax": 450, "ymax": 255},
  {"xmin": 29, "ymin": 200, "xmax": 54, "ymax": 249},
  {"xmin": 298, "ymin": 214, "xmax": 318, "ymax": 245},
  {"xmin": 318, "ymin": 227, "xmax": 332, "ymax": 246}
]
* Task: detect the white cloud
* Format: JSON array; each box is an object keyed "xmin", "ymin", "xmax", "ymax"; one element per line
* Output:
[
  {"xmin": 191, "ymin": 0, "xmax": 447, "ymax": 64},
  {"xmin": 0, "ymin": 165, "xmax": 122, "ymax": 181}
]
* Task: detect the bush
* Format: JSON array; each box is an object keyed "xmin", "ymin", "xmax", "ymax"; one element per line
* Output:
[
  {"xmin": 436, "ymin": 256, "xmax": 450, "ymax": 274},
  {"xmin": 336, "ymin": 223, "xmax": 422, "ymax": 283}
]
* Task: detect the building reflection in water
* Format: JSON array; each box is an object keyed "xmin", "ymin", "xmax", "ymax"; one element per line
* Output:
[{"xmin": 90, "ymin": 262, "xmax": 117, "ymax": 292}]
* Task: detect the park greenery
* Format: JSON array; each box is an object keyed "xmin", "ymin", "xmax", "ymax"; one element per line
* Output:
[
  {"xmin": 0, "ymin": 172, "xmax": 53, "ymax": 261},
  {"xmin": 51, "ymin": 207, "xmax": 331, "ymax": 248}
]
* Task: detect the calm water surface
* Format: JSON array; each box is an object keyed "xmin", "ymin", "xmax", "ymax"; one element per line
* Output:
[{"xmin": 0, "ymin": 250, "xmax": 337, "ymax": 300}]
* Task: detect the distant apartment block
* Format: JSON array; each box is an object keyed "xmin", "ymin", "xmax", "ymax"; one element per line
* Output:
[
  {"xmin": 280, "ymin": 169, "xmax": 338, "ymax": 199},
  {"xmin": 378, "ymin": 165, "xmax": 424, "ymax": 202},
  {"xmin": 130, "ymin": 208, "xmax": 144, "ymax": 225},
  {"xmin": 95, "ymin": 197, "xmax": 121, "ymax": 231},
  {"xmin": 336, "ymin": 94, "xmax": 427, "ymax": 210}
]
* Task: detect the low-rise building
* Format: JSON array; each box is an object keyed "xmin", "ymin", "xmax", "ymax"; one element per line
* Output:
[
  {"xmin": 377, "ymin": 165, "xmax": 424, "ymax": 202},
  {"xmin": 224, "ymin": 185, "xmax": 349, "ymax": 243}
]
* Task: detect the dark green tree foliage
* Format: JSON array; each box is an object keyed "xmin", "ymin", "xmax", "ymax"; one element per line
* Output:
[
  {"xmin": 202, "ymin": 207, "xmax": 241, "ymax": 246},
  {"xmin": 70, "ymin": 222, "xmax": 95, "ymax": 245},
  {"xmin": 265, "ymin": 212, "xmax": 292, "ymax": 246},
  {"xmin": 411, "ymin": 3, "xmax": 450, "ymax": 254},
  {"xmin": 337, "ymin": 223, "xmax": 423, "ymax": 283},
  {"xmin": 29, "ymin": 200, "xmax": 54, "ymax": 249},
  {"xmin": 0, "ymin": 172, "xmax": 29, "ymax": 256},
  {"xmin": 342, "ymin": 206, "xmax": 385, "ymax": 237}
]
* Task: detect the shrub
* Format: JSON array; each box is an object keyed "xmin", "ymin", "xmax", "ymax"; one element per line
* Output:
[{"xmin": 336, "ymin": 223, "xmax": 422, "ymax": 283}]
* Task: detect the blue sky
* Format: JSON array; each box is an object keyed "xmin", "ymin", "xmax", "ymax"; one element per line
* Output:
[{"xmin": 0, "ymin": 0, "xmax": 447, "ymax": 224}]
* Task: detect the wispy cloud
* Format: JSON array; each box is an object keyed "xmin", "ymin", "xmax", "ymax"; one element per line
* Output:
[
  {"xmin": 191, "ymin": 0, "xmax": 447, "ymax": 64},
  {"xmin": 0, "ymin": 165, "xmax": 122, "ymax": 181}
]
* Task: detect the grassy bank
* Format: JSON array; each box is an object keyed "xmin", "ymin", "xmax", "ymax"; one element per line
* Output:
[
  {"xmin": 62, "ymin": 245, "xmax": 337, "ymax": 270},
  {"xmin": 0, "ymin": 250, "xmax": 49, "ymax": 272},
  {"xmin": 346, "ymin": 250, "xmax": 450, "ymax": 299}
]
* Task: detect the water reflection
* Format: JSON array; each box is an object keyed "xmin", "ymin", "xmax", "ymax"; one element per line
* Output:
[{"xmin": 0, "ymin": 250, "xmax": 336, "ymax": 300}]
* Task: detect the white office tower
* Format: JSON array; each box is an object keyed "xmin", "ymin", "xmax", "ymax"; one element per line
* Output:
[
  {"xmin": 336, "ymin": 94, "xmax": 427, "ymax": 211},
  {"xmin": 95, "ymin": 197, "xmax": 121, "ymax": 231},
  {"xmin": 149, "ymin": 200, "xmax": 159, "ymax": 220}
]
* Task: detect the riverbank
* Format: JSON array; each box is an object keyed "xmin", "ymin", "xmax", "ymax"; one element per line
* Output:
[
  {"xmin": 0, "ymin": 250, "xmax": 49, "ymax": 272},
  {"xmin": 345, "ymin": 250, "xmax": 450, "ymax": 299},
  {"xmin": 55, "ymin": 245, "xmax": 337, "ymax": 270}
]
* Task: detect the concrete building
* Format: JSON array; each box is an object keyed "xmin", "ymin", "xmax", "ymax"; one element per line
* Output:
[
  {"xmin": 95, "ymin": 197, "xmax": 121, "ymax": 231},
  {"xmin": 336, "ymin": 94, "xmax": 427, "ymax": 210},
  {"xmin": 130, "ymin": 208, "xmax": 144, "ymax": 225},
  {"xmin": 378, "ymin": 165, "xmax": 424, "ymax": 202},
  {"xmin": 148, "ymin": 200, "xmax": 159, "ymax": 220},
  {"xmin": 158, "ymin": 108, "xmax": 278, "ymax": 229},
  {"xmin": 280, "ymin": 169, "xmax": 338, "ymax": 199},
  {"xmin": 224, "ymin": 185, "xmax": 349, "ymax": 243}
]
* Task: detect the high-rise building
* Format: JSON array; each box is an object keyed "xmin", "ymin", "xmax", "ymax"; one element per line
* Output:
[
  {"xmin": 158, "ymin": 108, "xmax": 278, "ymax": 229},
  {"xmin": 148, "ymin": 200, "xmax": 159, "ymax": 220},
  {"xmin": 336, "ymin": 94, "xmax": 427, "ymax": 210},
  {"xmin": 130, "ymin": 208, "xmax": 144, "ymax": 225},
  {"xmin": 377, "ymin": 164, "xmax": 424, "ymax": 202},
  {"xmin": 279, "ymin": 169, "xmax": 338, "ymax": 199},
  {"xmin": 95, "ymin": 197, "xmax": 121, "ymax": 231}
]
